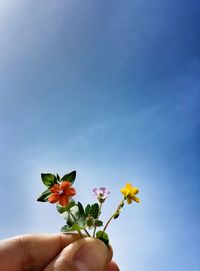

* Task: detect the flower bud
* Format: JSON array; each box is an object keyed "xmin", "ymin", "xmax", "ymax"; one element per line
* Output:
[
  {"xmin": 114, "ymin": 211, "xmax": 120, "ymax": 219},
  {"xmin": 86, "ymin": 215, "xmax": 95, "ymax": 229}
]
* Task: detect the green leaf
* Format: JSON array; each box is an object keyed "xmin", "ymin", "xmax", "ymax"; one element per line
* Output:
[
  {"xmin": 41, "ymin": 173, "xmax": 57, "ymax": 188},
  {"xmin": 78, "ymin": 202, "xmax": 85, "ymax": 217},
  {"xmin": 67, "ymin": 206, "xmax": 80, "ymax": 226},
  {"xmin": 96, "ymin": 231, "xmax": 109, "ymax": 247},
  {"xmin": 90, "ymin": 203, "xmax": 99, "ymax": 219},
  {"xmin": 95, "ymin": 220, "xmax": 103, "ymax": 227},
  {"xmin": 56, "ymin": 199, "xmax": 76, "ymax": 214},
  {"xmin": 61, "ymin": 170, "xmax": 76, "ymax": 184},
  {"xmin": 61, "ymin": 217, "xmax": 85, "ymax": 233},
  {"xmin": 59, "ymin": 202, "xmax": 85, "ymax": 227},
  {"xmin": 59, "ymin": 200, "xmax": 86, "ymax": 232},
  {"xmin": 61, "ymin": 224, "xmax": 80, "ymax": 232},
  {"xmin": 85, "ymin": 204, "xmax": 91, "ymax": 216},
  {"xmin": 61, "ymin": 224, "xmax": 72, "ymax": 232},
  {"xmin": 60, "ymin": 211, "xmax": 69, "ymax": 220},
  {"xmin": 76, "ymin": 216, "xmax": 85, "ymax": 228},
  {"xmin": 85, "ymin": 203, "xmax": 99, "ymax": 218},
  {"xmin": 37, "ymin": 189, "xmax": 51, "ymax": 202},
  {"xmin": 56, "ymin": 174, "xmax": 60, "ymax": 181}
]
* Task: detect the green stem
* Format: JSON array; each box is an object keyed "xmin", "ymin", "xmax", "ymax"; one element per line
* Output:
[
  {"xmin": 93, "ymin": 202, "xmax": 103, "ymax": 237},
  {"xmin": 69, "ymin": 210, "xmax": 91, "ymax": 237},
  {"xmin": 84, "ymin": 228, "xmax": 91, "ymax": 237},
  {"xmin": 77, "ymin": 229, "xmax": 83, "ymax": 238},
  {"xmin": 69, "ymin": 210, "xmax": 77, "ymax": 222},
  {"xmin": 101, "ymin": 199, "xmax": 125, "ymax": 236},
  {"xmin": 68, "ymin": 210, "xmax": 84, "ymax": 238}
]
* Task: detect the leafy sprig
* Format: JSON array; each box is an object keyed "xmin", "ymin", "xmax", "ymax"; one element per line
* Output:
[{"xmin": 37, "ymin": 170, "xmax": 140, "ymax": 246}]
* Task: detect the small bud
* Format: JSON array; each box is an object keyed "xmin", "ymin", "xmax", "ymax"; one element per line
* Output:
[
  {"xmin": 85, "ymin": 215, "xmax": 95, "ymax": 229},
  {"xmin": 114, "ymin": 211, "xmax": 120, "ymax": 219},
  {"xmin": 95, "ymin": 219, "xmax": 103, "ymax": 227},
  {"xmin": 97, "ymin": 194, "xmax": 106, "ymax": 203}
]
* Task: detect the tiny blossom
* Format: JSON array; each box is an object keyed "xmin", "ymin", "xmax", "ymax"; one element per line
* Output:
[
  {"xmin": 120, "ymin": 183, "xmax": 140, "ymax": 204},
  {"xmin": 48, "ymin": 181, "xmax": 76, "ymax": 206},
  {"xmin": 85, "ymin": 215, "xmax": 95, "ymax": 229},
  {"xmin": 93, "ymin": 187, "xmax": 110, "ymax": 203}
]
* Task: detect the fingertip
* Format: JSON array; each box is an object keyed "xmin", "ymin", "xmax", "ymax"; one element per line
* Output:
[{"xmin": 106, "ymin": 261, "xmax": 120, "ymax": 271}]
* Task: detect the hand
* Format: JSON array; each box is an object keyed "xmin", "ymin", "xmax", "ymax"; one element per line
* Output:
[{"xmin": 0, "ymin": 233, "xmax": 120, "ymax": 271}]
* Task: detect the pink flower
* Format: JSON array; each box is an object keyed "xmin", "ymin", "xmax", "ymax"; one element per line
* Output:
[{"xmin": 93, "ymin": 187, "xmax": 110, "ymax": 203}]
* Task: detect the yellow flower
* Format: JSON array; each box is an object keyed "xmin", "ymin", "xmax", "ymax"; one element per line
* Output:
[{"xmin": 120, "ymin": 183, "xmax": 140, "ymax": 204}]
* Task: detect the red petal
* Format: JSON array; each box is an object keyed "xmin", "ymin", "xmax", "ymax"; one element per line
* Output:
[
  {"xmin": 50, "ymin": 184, "xmax": 60, "ymax": 193},
  {"xmin": 64, "ymin": 187, "xmax": 76, "ymax": 197},
  {"xmin": 48, "ymin": 193, "xmax": 59, "ymax": 203},
  {"xmin": 59, "ymin": 195, "xmax": 69, "ymax": 206},
  {"xmin": 61, "ymin": 181, "xmax": 71, "ymax": 189}
]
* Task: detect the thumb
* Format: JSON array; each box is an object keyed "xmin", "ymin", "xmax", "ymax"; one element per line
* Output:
[{"xmin": 44, "ymin": 237, "xmax": 112, "ymax": 271}]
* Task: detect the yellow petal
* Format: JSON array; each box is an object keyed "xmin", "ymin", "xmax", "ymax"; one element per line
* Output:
[
  {"xmin": 127, "ymin": 197, "xmax": 133, "ymax": 204},
  {"xmin": 125, "ymin": 183, "xmax": 132, "ymax": 191},
  {"xmin": 120, "ymin": 187, "xmax": 128, "ymax": 197},
  {"xmin": 125, "ymin": 183, "xmax": 132, "ymax": 196},
  {"xmin": 130, "ymin": 187, "xmax": 139, "ymax": 197},
  {"xmin": 120, "ymin": 183, "xmax": 131, "ymax": 196},
  {"xmin": 133, "ymin": 196, "xmax": 140, "ymax": 203}
]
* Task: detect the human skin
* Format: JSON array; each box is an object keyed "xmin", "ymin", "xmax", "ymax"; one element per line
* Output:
[{"xmin": 0, "ymin": 233, "xmax": 120, "ymax": 271}]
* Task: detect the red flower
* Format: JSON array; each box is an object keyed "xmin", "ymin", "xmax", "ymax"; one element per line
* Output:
[{"xmin": 48, "ymin": 181, "xmax": 76, "ymax": 206}]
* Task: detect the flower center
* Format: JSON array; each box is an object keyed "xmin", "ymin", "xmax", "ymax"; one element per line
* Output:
[{"xmin": 58, "ymin": 190, "xmax": 64, "ymax": 195}]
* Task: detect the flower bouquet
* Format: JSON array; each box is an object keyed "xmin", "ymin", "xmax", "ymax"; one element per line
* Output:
[{"xmin": 37, "ymin": 170, "xmax": 140, "ymax": 246}]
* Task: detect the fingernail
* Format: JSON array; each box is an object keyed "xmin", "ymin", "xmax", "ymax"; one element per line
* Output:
[{"xmin": 73, "ymin": 240, "xmax": 109, "ymax": 271}]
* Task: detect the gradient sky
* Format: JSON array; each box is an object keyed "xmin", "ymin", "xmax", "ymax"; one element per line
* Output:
[{"xmin": 0, "ymin": 1, "xmax": 200, "ymax": 270}]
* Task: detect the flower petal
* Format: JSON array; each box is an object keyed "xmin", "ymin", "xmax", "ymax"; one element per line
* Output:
[
  {"xmin": 64, "ymin": 187, "xmax": 76, "ymax": 197},
  {"xmin": 99, "ymin": 187, "xmax": 106, "ymax": 193},
  {"xmin": 93, "ymin": 188, "xmax": 100, "ymax": 195},
  {"xmin": 130, "ymin": 187, "xmax": 139, "ymax": 197},
  {"xmin": 48, "ymin": 193, "xmax": 59, "ymax": 203},
  {"xmin": 127, "ymin": 197, "xmax": 133, "ymax": 204},
  {"xmin": 125, "ymin": 183, "xmax": 132, "ymax": 191},
  {"xmin": 101, "ymin": 188, "xmax": 110, "ymax": 196},
  {"xmin": 61, "ymin": 181, "xmax": 71, "ymax": 189},
  {"xmin": 105, "ymin": 189, "xmax": 110, "ymax": 195},
  {"xmin": 50, "ymin": 184, "xmax": 60, "ymax": 193},
  {"xmin": 132, "ymin": 196, "xmax": 140, "ymax": 203},
  {"xmin": 120, "ymin": 187, "xmax": 128, "ymax": 197},
  {"xmin": 59, "ymin": 195, "xmax": 69, "ymax": 206}
]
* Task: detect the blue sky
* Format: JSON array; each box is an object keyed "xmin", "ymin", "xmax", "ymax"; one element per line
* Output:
[{"xmin": 0, "ymin": 1, "xmax": 200, "ymax": 270}]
